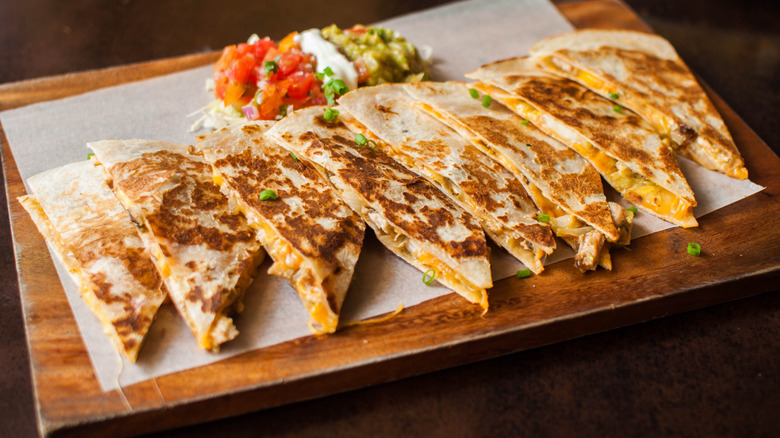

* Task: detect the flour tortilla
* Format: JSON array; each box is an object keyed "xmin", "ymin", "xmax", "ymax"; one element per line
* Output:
[
  {"xmin": 88, "ymin": 140, "xmax": 264, "ymax": 351},
  {"xmin": 404, "ymin": 80, "xmax": 623, "ymax": 243},
  {"xmin": 20, "ymin": 160, "xmax": 167, "ymax": 361},
  {"xmin": 467, "ymin": 57, "xmax": 697, "ymax": 227},
  {"xmin": 530, "ymin": 29, "xmax": 747, "ymax": 180},
  {"xmin": 338, "ymin": 84, "xmax": 555, "ymax": 274},
  {"xmin": 268, "ymin": 106, "xmax": 492, "ymax": 310},
  {"xmin": 195, "ymin": 121, "xmax": 365, "ymax": 334}
]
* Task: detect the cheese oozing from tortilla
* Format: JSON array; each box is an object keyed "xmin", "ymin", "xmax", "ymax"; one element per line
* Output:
[
  {"xmin": 407, "ymin": 98, "xmax": 613, "ymax": 269},
  {"xmin": 478, "ymin": 84, "xmax": 697, "ymax": 228},
  {"xmin": 529, "ymin": 29, "xmax": 748, "ymax": 180},
  {"xmin": 198, "ymin": 120, "xmax": 366, "ymax": 336},
  {"xmin": 267, "ymin": 107, "xmax": 492, "ymax": 310},
  {"xmin": 213, "ymin": 169, "xmax": 340, "ymax": 334},
  {"xmin": 337, "ymin": 100, "xmax": 553, "ymax": 275}
]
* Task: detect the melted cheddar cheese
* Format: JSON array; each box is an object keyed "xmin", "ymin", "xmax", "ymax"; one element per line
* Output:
[
  {"xmin": 505, "ymin": 95, "xmax": 696, "ymax": 228},
  {"xmin": 418, "ymin": 250, "xmax": 488, "ymax": 312},
  {"xmin": 568, "ymin": 141, "xmax": 696, "ymax": 227},
  {"xmin": 212, "ymin": 168, "xmax": 339, "ymax": 334},
  {"xmin": 572, "ymin": 67, "xmax": 675, "ymax": 141}
]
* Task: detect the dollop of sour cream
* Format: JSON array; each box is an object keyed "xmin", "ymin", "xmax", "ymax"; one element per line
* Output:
[{"xmin": 296, "ymin": 29, "xmax": 358, "ymax": 92}]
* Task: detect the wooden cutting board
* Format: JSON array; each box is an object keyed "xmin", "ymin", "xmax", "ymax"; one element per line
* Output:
[{"xmin": 3, "ymin": 1, "xmax": 779, "ymax": 436}]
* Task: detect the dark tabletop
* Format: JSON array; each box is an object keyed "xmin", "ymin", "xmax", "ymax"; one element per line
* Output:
[{"xmin": 1, "ymin": 0, "xmax": 778, "ymax": 437}]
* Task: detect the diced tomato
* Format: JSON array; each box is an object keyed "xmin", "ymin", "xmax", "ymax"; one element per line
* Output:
[
  {"xmin": 275, "ymin": 77, "xmax": 290, "ymax": 97},
  {"xmin": 223, "ymin": 83, "xmax": 247, "ymax": 107},
  {"xmin": 226, "ymin": 55, "xmax": 255, "ymax": 84},
  {"xmin": 263, "ymin": 46, "xmax": 280, "ymax": 63},
  {"xmin": 278, "ymin": 32, "xmax": 299, "ymax": 53},
  {"xmin": 286, "ymin": 71, "xmax": 315, "ymax": 99},
  {"xmin": 214, "ymin": 45, "xmax": 238, "ymax": 73},
  {"xmin": 278, "ymin": 49, "xmax": 303, "ymax": 76},
  {"xmin": 346, "ymin": 25, "xmax": 368, "ymax": 34},
  {"xmin": 236, "ymin": 42, "xmax": 253, "ymax": 57},
  {"xmin": 253, "ymin": 37, "xmax": 274, "ymax": 60},
  {"xmin": 257, "ymin": 83, "xmax": 284, "ymax": 118},
  {"xmin": 212, "ymin": 34, "xmax": 326, "ymax": 120},
  {"xmin": 214, "ymin": 76, "xmax": 228, "ymax": 99}
]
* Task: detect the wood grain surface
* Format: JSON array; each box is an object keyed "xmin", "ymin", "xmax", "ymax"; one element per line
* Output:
[{"xmin": 3, "ymin": 1, "xmax": 779, "ymax": 436}]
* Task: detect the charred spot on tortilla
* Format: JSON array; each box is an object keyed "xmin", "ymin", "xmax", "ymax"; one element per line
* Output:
[{"xmin": 195, "ymin": 120, "xmax": 365, "ymax": 335}]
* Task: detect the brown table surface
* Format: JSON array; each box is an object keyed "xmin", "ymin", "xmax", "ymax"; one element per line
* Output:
[{"xmin": 1, "ymin": 0, "xmax": 778, "ymax": 436}]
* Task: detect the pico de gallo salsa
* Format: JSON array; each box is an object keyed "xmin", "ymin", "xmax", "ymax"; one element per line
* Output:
[
  {"xmin": 192, "ymin": 25, "xmax": 430, "ymax": 130},
  {"xmin": 212, "ymin": 32, "xmax": 325, "ymax": 121}
]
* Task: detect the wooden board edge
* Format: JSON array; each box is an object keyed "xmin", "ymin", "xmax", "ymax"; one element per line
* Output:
[
  {"xmin": 44, "ymin": 268, "xmax": 780, "ymax": 438},
  {"xmin": 0, "ymin": 52, "xmax": 220, "ymax": 112},
  {"xmin": 1, "ymin": 125, "xmax": 49, "ymax": 438}
]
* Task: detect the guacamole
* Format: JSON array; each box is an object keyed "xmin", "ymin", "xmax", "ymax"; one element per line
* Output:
[{"xmin": 321, "ymin": 24, "xmax": 430, "ymax": 86}]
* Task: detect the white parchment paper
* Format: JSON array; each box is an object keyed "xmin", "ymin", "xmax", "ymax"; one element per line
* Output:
[{"xmin": 1, "ymin": 0, "xmax": 763, "ymax": 392}]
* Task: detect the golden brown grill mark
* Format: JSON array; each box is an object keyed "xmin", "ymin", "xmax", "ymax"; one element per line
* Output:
[
  {"xmin": 558, "ymin": 46, "xmax": 740, "ymax": 158},
  {"xmin": 512, "ymin": 75, "xmax": 684, "ymax": 180},
  {"xmin": 71, "ymin": 225, "xmax": 164, "ymax": 304},
  {"xmin": 112, "ymin": 149, "xmax": 254, "ymax": 253},
  {"xmin": 113, "ymin": 310, "xmax": 152, "ymax": 341},
  {"xmin": 299, "ymin": 129, "xmax": 487, "ymax": 260},
  {"xmin": 415, "ymin": 139, "xmax": 451, "ymax": 161},
  {"xmin": 376, "ymin": 104, "xmax": 398, "ymax": 116},
  {"xmin": 213, "ymin": 135, "xmax": 363, "ymax": 263}
]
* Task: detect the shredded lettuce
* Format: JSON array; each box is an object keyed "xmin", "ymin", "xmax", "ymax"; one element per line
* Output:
[{"xmin": 189, "ymin": 98, "xmax": 244, "ymax": 132}]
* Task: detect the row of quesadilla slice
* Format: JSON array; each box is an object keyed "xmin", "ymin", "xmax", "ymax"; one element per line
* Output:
[
  {"xmin": 464, "ymin": 28, "xmax": 747, "ymax": 230},
  {"xmin": 19, "ymin": 81, "xmax": 626, "ymax": 361},
  {"xmin": 21, "ymin": 134, "xmax": 367, "ymax": 361},
  {"xmin": 19, "ymin": 28, "xmax": 743, "ymax": 362}
]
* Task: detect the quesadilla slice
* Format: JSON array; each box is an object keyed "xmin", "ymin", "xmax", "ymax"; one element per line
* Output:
[
  {"xmin": 88, "ymin": 140, "xmax": 265, "ymax": 351},
  {"xmin": 405, "ymin": 80, "xmax": 632, "ymax": 272},
  {"xmin": 530, "ymin": 29, "xmax": 747, "ymax": 180},
  {"xmin": 267, "ymin": 106, "xmax": 493, "ymax": 310},
  {"xmin": 467, "ymin": 58, "xmax": 698, "ymax": 228},
  {"xmin": 19, "ymin": 160, "xmax": 167, "ymax": 362},
  {"xmin": 337, "ymin": 84, "xmax": 555, "ymax": 274},
  {"xmin": 194, "ymin": 121, "xmax": 365, "ymax": 334}
]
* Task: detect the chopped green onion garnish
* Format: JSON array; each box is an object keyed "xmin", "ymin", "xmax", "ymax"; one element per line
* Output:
[
  {"xmin": 323, "ymin": 66, "xmax": 335, "ymax": 77},
  {"xmin": 422, "ymin": 269, "xmax": 436, "ymax": 285},
  {"xmin": 264, "ymin": 60, "xmax": 279, "ymax": 77},
  {"xmin": 324, "ymin": 87, "xmax": 336, "ymax": 105},
  {"xmin": 322, "ymin": 78, "xmax": 349, "ymax": 105},
  {"xmin": 687, "ymin": 242, "xmax": 701, "ymax": 256},
  {"xmin": 627, "ymin": 206, "xmax": 638, "ymax": 213},
  {"xmin": 482, "ymin": 95, "xmax": 492, "ymax": 108},
  {"xmin": 323, "ymin": 107, "xmax": 339, "ymax": 122},
  {"xmin": 612, "ymin": 104, "xmax": 623, "ymax": 113},
  {"xmin": 315, "ymin": 72, "xmax": 325, "ymax": 81},
  {"xmin": 87, "ymin": 153, "xmax": 94, "ymax": 159},
  {"xmin": 279, "ymin": 104, "xmax": 289, "ymax": 117},
  {"xmin": 330, "ymin": 79, "xmax": 348, "ymax": 95},
  {"xmin": 537, "ymin": 213, "xmax": 551, "ymax": 222},
  {"xmin": 608, "ymin": 92, "xmax": 620, "ymax": 99},
  {"xmin": 516, "ymin": 269, "xmax": 531, "ymax": 279},
  {"xmin": 259, "ymin": 189, "xmax": 278, "ymax": 201},
  {"xmin": 520, "ymin": 120, "xmax": 530, "ymax": 126},
  {"xmin": 469, "ymin": 88, "xmax": 480, "ymax": 99},
  {"xmin": 353, "ymin": 134, "xmax": 378, "ymax": 150},
  {"xmin": 290, "ymin": 152, "xmax": 299, "ymax": 161}
]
